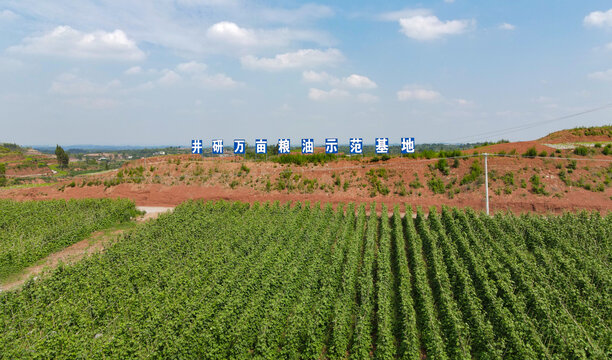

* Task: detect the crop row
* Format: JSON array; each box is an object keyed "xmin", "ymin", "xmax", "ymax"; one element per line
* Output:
[
  {"xmin": 0, "ymin": 198, "xmax": 138, "ymax": 280},
  {"xmin": 0, "ymin": 200, "xmax": 609, "ymax": 358}
]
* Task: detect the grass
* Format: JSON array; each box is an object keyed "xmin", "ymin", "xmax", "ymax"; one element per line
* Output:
[
  {"xmin": 48, "ymin": 164, "xmax": 68, "ymax": 177},
  {"xmin": 1, "ymin": 182, "xmax": 57, "ymax": 190}
]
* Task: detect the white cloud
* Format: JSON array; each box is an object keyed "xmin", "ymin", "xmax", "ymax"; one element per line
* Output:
[
  {"xmin": 397, "ymin": 87, "xmax": 441, "ymax": 101},
  {"xmin": 5, "ymin": 2, "xmax": 338, "ymax": 56},
  {"xmin": 197, "ymin": 73, "xmax": 239, "ymax": 88},
  {"xmin": 343, "ymin": 74, "xmax": 377, "ymax": 89},
  {"xmin": 49, "ymin": 73, "xmax": 120, "ymax": 95},
  {"xmin": 241, "ymin": 48, "xmax": 344, "ymax": 71},
  {"xmin": 158, "ymin": 70, "xmax": 182, "ymax": 85},
  {"xmin": 124, "ymin": 66, "xmax": 142, "ymax": 75},
  {"xmin": 0, "ymin": 9, "xmax": 18, "ymax": 21},
  {"xmin": 302, "ymin": 71, "xmax": 377, "ymax": 89},
  {"xmin": 357, "ymin": 93, "xmax": 379, "ymax": 103},
  {"xmin": 584, "ymin": 9, "xmax": 612, "ymax": 28},
  {"xmin": 206, "ymin": 21, "xmax": 257, "ymax": 46},
  {"xmin": 8, "ymin": 26, "xmax": 145, "ymax": 61},
  {"xmin": 588, "ymin": 69, "xmax": 612, "ymax": 81},
  {"xmin": 606, "ymin": 42, "xmax": 612, "ymax": 51},
  {"xmin": 302, "ymin": 70, "xmax": 335, "ymax": 83},
  {"xmin": 177, "ymin": 61, "xmax": 207, "ymax": 74},
  {"xmin": 499, "ymin": 23, "xmax": 515, "ymax": 30},
  {"xmin": 444, "ymin": 0, "xmax": 455, "ymax": 3},
  {"xmin": 206, "ymin": 21, "xmax": 333, "ymax": 53},
  {"xmin": 132, "ymin": 62, "xmax": 239, "ymax": 89},
  {"xmin": 399, "ymin": 15, "xmax": 472, "ymax": 40},
  {"xmin": 308, "ymin": 88, "xmax": 349, "ymax": 101}
]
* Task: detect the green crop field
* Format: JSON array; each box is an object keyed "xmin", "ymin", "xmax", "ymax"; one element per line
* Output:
[
  {"xmin": 0, "ymin": 200, "xmax": 610, "ymax": 359},
  {"xmin": 0, "ymin": 199, "xmax": 139, "ymax": 280}
]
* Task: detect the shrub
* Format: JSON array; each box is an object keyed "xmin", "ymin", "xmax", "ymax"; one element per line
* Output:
[
  {"xmin": 334, "ymin": 174, "xmax": 341, "ymax": 187},
  {"xmin": 523, "ymin": 147, "xmax": 537, "ymax": 157},
  {"xmin": 367, "ymin": 170, "xmax": 390, "ymax": 195},
  {"xmin": 435, "ymin": 158, "xmax": 450, "ymax": 175},
  {"xmin": 273, "ymin": 153, "xmax": 336, "ymax": 166},
  {"xmin": 367, "ymin": 168, "xmax": 389, "ymax": 180},
  {"xmin": 0, "ymin": 163, "xmax": 5, "ymax": 187},
  {"xmin": 378, "ymin": 183, "xmax": 390, "ymax": 195},
  {"xmin": 530, "ymin": 174, "xmax": 548, "ymax": 195},
  {"xmin": 538, "ymin": 151, "xmax": 547, "ymax": 157},
  {"xmin": 409, "ymin": 173, "xmax": 423, "ymax": 189},
  {"xmin": 394, "ymin": 180, "xmax": 408, "ymax": 196},
  {"xmin": 501, "ymin": 172, "xmax": 515, "ymax": 186},
  {"xmin": 460, "ymin": 160, "xmax": 483, "ymax": 185},
  {"xmin": 427, "ymin": 177, "xmax": 445, "ymax": 194},
  {"xmin": 574, "ymin": 146, "xmax": 589, "ymax": 156}
]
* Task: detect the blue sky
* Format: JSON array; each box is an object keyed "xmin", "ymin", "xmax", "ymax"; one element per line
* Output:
[{"xmin": 1, "ymin": 0, "xmax": 611, "ymax": 146}]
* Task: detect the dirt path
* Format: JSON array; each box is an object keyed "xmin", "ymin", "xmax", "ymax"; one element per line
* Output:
[
  {"xmin": 0, "ymin": 207, "xmax": 174, "ymax": 292},
  {"xmin": 136, "ymin": 206, "xmax": 174, "ymax": 221}
]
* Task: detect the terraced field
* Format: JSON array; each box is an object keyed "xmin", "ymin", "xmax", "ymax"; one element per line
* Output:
[{"xmin": 0, "ymin": 200, "xmax": 610, "ymax": 359}]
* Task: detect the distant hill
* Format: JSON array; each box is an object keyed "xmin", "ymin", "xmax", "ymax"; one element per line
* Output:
[
  {"xmin": 0, "ymin": 143, "xmax": 25, "ymax": 154},
  {"xmin": 32, "ymin": 145, "xmax": 172, "ymax": 153}
]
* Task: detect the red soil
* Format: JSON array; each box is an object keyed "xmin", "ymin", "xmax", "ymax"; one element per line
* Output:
[
  {"xmin": 539, "ymin": 127, "xmax": 612, "ymax": 144},
  {"xmin": 2, "ymin": 155, "xmax": 610, "ymax": 215},
  {"xmin": 466, "ymin": 141, "xmax": 555, "ymax": 155}
]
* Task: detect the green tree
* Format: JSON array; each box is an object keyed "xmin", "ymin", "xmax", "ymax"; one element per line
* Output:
[
  {"xmin": 0, "ymin": 162, "xmax": 6, "ymax": 186},
  {"xmin": 269, "ymin": 144, "xmax": 279, "ymax": 155},
  {"xmin": 55, "ymin": 145, "xmax": 70, "ymax": 168}
]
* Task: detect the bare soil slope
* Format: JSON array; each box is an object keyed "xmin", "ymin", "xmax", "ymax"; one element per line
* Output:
[
  {"xmin": 540, "ymin": 126, "xmax": 612, "ymax": 143},
  {"xmin": 2, "ymin": 127, "xmax": 611, "ymax": 214}
]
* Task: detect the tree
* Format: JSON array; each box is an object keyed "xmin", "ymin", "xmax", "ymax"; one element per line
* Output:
[
  {"xmin": 55, "ymin": 145, "xmax": 70, "ymax": 168},
  {"xmin": 0, "ymin": 162, "xmax": 6, "ymax": 186},
  {"xmin": 269, "ymin": 144, "xmax": 279, "ymax": 155}
]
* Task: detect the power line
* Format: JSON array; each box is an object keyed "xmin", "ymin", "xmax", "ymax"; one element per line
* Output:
[{"xmin": 442, "ymin": 102, "xmax": 612, "ymax": 143}]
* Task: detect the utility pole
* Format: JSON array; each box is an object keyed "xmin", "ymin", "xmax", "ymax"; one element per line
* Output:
[{"xmin": 484, "ymin": 153, "xmax": 489, "ymax": 215}]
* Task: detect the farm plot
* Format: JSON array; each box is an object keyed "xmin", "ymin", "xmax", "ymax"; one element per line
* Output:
[
  {"xmin": 0, "ymin": 198, "xmax": 139, "ymax": 280},
  {"xmin": 0, "ymin": 200, "xmax": 610, "ymax": 359}
]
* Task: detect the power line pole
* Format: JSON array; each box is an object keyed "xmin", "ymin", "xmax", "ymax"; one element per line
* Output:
[{"xmin": 484, "ymin": 153, "xmax": 489, "ymax": 215}]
